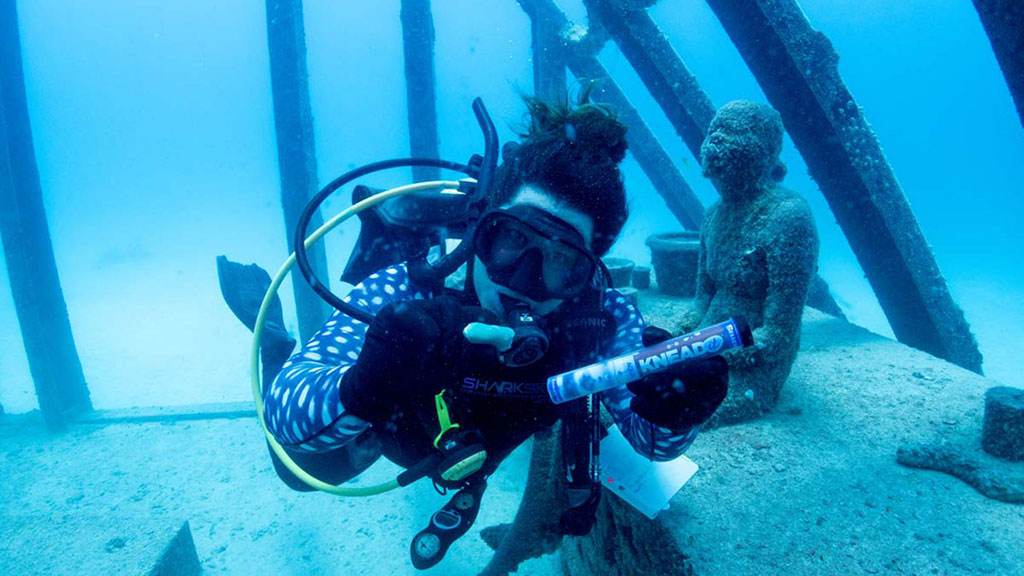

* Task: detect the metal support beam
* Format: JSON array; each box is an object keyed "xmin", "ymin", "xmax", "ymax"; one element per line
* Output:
[
  {"xmin": 265, "ymin": 0, "xmax": 330, "ymax": 341},
  {"xmin": 518, "ymin": 0, "xmax": 705, "ymax": 231},
  {"xmin": 575, "ymin": 57, "xmax": 704, "ymax": 230},
  {"xmin": 586, "ymin": 0, "xmax": 843, "ymax": 318},
  {"xmin": 400, "ymin": 0, "xmax": 441, "ymax": 181},
  {"xmin": 530, "ymin": 0, "xmax": 568, "ymax": 103},
  {"xmin": 0, "ymin": 0, "xmax": 92, "ymax": 429},
  {"xmin": 705, "ymin": 0, "xmax": 982, "ymax": 372},
  {"xmin": 585, "ymin": 0, "xmax": 714, "ymax": 159},
  {"xmin": 972, "ymin": 0, "xmax": 1024, "ymax": 130}
]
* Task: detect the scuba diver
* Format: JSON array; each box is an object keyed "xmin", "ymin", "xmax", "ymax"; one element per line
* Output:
[{"xmin": 219, "ymin": 95, "xmax": 729, "ymax": 569}]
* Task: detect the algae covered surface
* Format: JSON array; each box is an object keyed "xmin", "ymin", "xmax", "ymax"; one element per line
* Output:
[{"xmin": 566, "ymin": 301, "xmax": 1024, "ymax": 576}]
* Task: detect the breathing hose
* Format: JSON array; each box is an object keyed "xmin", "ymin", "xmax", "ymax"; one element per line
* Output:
[{"xmin": 250, "ymin": 179, "xmax": 467, "ymax": 496}]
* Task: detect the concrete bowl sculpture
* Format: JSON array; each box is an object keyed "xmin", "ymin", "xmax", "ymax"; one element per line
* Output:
[
  {"xmin": 645, "ymin": 232, "xmax": 700, "ymax": 297},
  {"xmin": 601, "ymin": 257, "xmax": 635, "ymax": 289}
]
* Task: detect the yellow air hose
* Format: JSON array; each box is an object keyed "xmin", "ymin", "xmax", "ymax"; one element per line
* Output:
[{"xmin": 250, "ymin": 179, "xmax": 466, "ymax": 496}]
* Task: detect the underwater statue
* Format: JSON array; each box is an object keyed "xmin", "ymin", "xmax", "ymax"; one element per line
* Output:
[{"xmin": 683, "ymin": 99, "xmax": 820, "ymax": 425}]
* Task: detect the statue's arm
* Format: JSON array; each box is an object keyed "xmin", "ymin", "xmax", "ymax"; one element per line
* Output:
[
  {"xmin": 759, "ymin": 198, "xmax": 819, "ymax": 346},
  {"xmin": 681, "ymin": 213, "xmax": 715, "ymax": 332},
  {"xmin": 694, "ymin": 228, "xmax": 714, "ymax": 316}
]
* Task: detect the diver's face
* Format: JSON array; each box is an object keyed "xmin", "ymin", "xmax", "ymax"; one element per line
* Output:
[{"xmin": 473, "ymin": 185, "xmax": 595, "ymax": 317}]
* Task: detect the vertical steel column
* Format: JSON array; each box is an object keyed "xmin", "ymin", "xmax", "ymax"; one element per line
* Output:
[
  {"xmin": 400, "ymin": 0, "xmax": 441, "ymax": 182},
  {"xmin": 265, "ymin": 0, "xmax": 330, "ymax": 341},
  {"xmin": 0, "ymin": 0, "xmax": 91, "ymax": 429}
]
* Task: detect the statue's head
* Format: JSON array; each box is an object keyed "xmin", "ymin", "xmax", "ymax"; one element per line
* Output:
[{"xmin": 700, "ymin": 100, "xmax": 786, "ymax": 201}]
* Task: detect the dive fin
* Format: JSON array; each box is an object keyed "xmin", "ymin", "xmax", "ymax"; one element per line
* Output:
[
  {"xmin": 216, "ymin": 255, "xmax": 295, "ymax": 370},
  {"xmin": 216, "ymin": 255, "xmax": 285, "ymax": 333},
  {"xmin": 216, "ymin": 255, "xmax": 384, "ymax": 492},
  {"xmin": 341, "ymin": 186, "xmax": 409, "ymax": 284}
]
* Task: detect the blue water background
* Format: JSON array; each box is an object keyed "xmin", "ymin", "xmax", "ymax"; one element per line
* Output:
[{"xmin": 0, "ymin": 0, "xmax": 1021, "ymax": 412}]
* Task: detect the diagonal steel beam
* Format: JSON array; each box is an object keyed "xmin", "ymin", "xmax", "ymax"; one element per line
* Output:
[
  {"xmin": 585, "ymin": 0, "xmax": 845, "ymax": 319},
  {"xmin": 585, "ymin": 0, "xmax": 715, "ymax": 159},
  {"xmin": 704, "ymin": 0, "xmax": 982, "ymax": 373},
  {"xmin": 972, "ymin": 0, "xmax": 1024, "ymax": 130},
  {"xmin": 518, "ymin": 0, "xmax": 705, "ymax": 230},
  {"xmin": 529, "ymin": 0, "xmax": 568, "ymax": 103}
]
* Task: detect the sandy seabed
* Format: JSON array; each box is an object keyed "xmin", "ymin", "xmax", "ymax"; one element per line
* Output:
[
  {"xmin": 0, "ymin": 416, "xmax": 561, "ymax": 575},
  {"xmin": 3, "ymin": 305, "xmax": 1024, "ymax": 575},
  {"xmin": 2, "ymin": 249, "xmax": 1024, "ymax": 575}
]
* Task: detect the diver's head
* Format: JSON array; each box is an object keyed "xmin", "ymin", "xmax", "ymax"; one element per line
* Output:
[
  {"xmin": 472, "ymin": 186, "xmax": 597, "ymax": 316},
  {"xmin": 700, "ymin": 100, "xmax": 786, "ymax": 202},
  {"xmin": 473, "ymin": 93, "xmax": 629, "ymax": 316}
]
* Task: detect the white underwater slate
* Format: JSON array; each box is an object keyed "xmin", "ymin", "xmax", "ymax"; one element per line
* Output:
[{"xmin": 600, "ymin": 424, "xmax": 699, "ymax": 519}]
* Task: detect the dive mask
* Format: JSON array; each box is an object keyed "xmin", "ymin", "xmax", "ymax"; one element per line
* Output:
[{"xmin": 472, "ymin": 205, "xmax": 598, "ymax": 302}]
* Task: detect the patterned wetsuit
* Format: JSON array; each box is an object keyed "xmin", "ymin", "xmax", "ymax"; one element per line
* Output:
[{"xmin": 265, "ymin": 264, "xmax": 700, "ymax": 461}]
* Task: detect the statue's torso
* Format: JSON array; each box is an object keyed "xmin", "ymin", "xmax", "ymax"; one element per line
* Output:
[{"xmin": 701, "ymin": 192, "xmax": 778, "ymax": 325}]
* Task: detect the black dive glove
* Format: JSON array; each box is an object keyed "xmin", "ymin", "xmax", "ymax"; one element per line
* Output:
[
  {"xmin": 338, "ymin": 296, "xmax": 494, "ymax": 423},
  {"xmin": 626, "ymin": 326, "xmax": 729, "ymax": 430}
]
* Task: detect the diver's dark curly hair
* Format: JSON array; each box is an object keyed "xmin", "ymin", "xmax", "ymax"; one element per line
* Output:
[{"xmin": 489, "ymin": 91, "xmax": 629, "ymax": 257}]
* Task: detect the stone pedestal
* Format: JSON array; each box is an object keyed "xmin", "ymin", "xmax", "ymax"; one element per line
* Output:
[
  {"xmin": 632, "ymin": 265, "xmax": 651, "ymax": 290},
  {"xmin": 603, "ymin": 257, "xmax": 636, "ymax": 289},
  {"xmin": 982, "ymin": 386, "xmax": 1024, "ymax": 461}
]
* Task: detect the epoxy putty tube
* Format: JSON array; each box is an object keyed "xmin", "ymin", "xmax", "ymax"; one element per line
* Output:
[{"xmin": 547, "ymin": 317, "xmax": 754, "ymax": 404}]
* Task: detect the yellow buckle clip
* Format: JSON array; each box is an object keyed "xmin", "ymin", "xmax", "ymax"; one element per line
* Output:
[{"xmin": 433, "ymin": 390, "xmax": 461, "ymax": 449}]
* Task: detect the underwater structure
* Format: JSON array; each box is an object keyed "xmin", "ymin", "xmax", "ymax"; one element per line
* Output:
[
  {"xmin": 703, "ymin": 0, "xmax": 983, "ymax": 375},
  {"xmin": 0, "ymin": 0, "xmax": 91, "ymax": 431},
  {"xmin": 3, "ymin": 0, "xmax": 994, "ymax": 429},
  {"xmin": 2, "ymin": 0, "xmax": 1023, "ymax": 574}
]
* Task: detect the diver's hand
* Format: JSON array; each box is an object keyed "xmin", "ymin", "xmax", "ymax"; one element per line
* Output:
[
  {"xmin": 626, "ymin": 326, "xmax": 729, "ymax": 430},
  {"xmin": 338, "ymin": 296, "xmax": 493, "ymax": 422}
]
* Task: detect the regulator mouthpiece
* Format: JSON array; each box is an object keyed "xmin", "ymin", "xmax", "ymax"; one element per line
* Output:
[{"xmin": 502, "ymin": 304, "xmax": 549, "ymax": 367}]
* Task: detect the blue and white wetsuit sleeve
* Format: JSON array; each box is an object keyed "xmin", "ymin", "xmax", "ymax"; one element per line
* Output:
[
  {"xmin": 598, "ymin": 290, "xmax": 701, "ymax": 462},
  {"xmin": 263, "ymin": 265, "xmax": 423, "ymax": 452}
]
